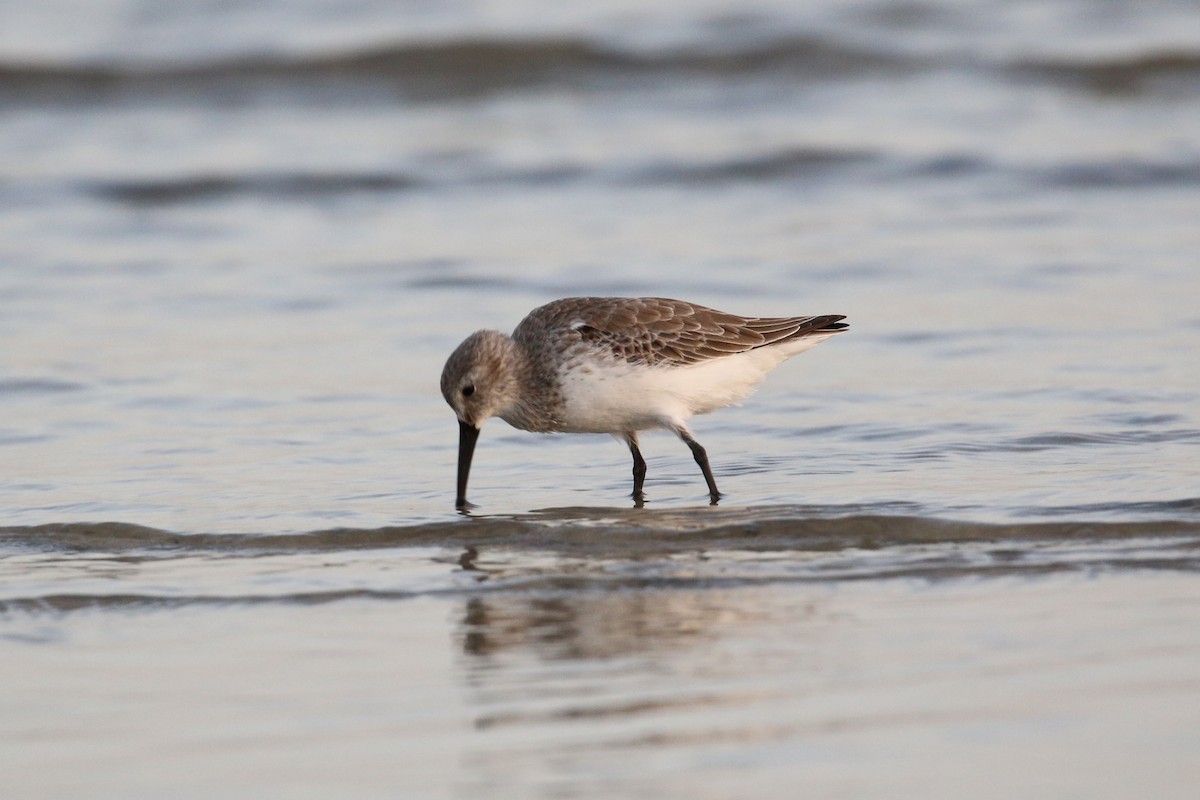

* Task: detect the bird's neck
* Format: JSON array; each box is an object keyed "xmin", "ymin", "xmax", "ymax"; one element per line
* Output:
[{"xmin": 497, "ymin": 337, "xmax": 562, "ymax": 433}]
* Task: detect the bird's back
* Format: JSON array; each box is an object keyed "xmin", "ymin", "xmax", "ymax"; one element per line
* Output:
[
  {"xmin": 511, "ymin": 297, "xmax": 847, "ymax": 433},
  {"xmin": 514, "ymin": 296, "xmax": 847, "ymax": 369}
]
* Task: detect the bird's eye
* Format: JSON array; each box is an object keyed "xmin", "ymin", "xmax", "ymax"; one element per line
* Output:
[{"xmin": 462, "ymin": 384, "xmax": 475, "ymax": 398}]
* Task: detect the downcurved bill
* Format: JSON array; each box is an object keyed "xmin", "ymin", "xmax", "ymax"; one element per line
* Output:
[{"xmin": 455, "ymin": 420, "xmax": 481, "ymax": 509}]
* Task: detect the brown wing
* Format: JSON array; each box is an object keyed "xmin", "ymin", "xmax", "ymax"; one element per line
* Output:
[{"xmin": 515, "ymin": 297, "xmax": 847, "ymax": 367}]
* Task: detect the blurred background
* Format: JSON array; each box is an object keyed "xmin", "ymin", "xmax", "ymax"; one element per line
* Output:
[
  {"xmin": 2, "ymin": 0, "xmax": 1199, "ymax": 529},
  {"xmin": 3, "ymin": 3, "xmax": 1200, "ymax": 799}
]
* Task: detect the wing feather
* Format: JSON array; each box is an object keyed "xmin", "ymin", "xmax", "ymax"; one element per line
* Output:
[{"xmin": 515, "ymin": 297, "xmax": 847, "ymax": 367}]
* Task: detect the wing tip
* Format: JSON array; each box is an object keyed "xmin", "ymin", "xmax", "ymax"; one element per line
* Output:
[{"xmin": 813, "ymin": 314, "xmax": 849, "ymax": 333}]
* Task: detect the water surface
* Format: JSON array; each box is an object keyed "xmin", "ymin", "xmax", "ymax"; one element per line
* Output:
[{"xmin": 2, "ymin": 0, "xmax": 1199, "ymax": 796}]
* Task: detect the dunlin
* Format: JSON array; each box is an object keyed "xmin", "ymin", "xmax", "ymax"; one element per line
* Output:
[{"xmin": 440, "ymin": 297, "xmax": 847, "ymax": 508}]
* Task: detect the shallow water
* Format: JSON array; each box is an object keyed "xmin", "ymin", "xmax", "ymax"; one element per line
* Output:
[
  {"xmin": 3, "ymin": 0, "xmax": 1200, "ymax": 796},
  {"xmin": 4, "ymin": 532, "xmax": 1200, "ymax": 799}
]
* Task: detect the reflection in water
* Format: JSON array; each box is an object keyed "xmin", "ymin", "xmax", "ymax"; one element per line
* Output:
[
  {"xmin": 449, "ymin": 575, "xmax": 842, "ymax": 797},
  {"xmin": 459, "ymin": 590, "xmax": 722, "ymax": 662},
  {"xmin": 445, "ymin": 563, "xmax": 1200, "ymax": 799},
  {"xmin": 458, "ymin": 546, "xmax": 481, "ymax": 571},
  {"xmin": 452, "ymin": 559, "xmax": 834, "ymax": 707},
  {"xmin": 452, "ymin": 544, "xmax": 827, "ymax": 663}
]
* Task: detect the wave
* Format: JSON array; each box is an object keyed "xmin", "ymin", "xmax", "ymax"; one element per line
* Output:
[
  {"xmin": 0, "ymin": 34, "xmax": 917, "ymax": 105},
  {"xmin": 1011, "ymin": 50, "xmax": 1200, "ymax": 95},
  {"xmin": 0, "ymin": 589, "xmax": 421, "ymax": 615},
  {"xmin": 1030, "ymin": 497, "xmax": 1200, "ymax": 518},
  {"xmin": 626, "ymin": 148, "xmax": 880, "ymax": 185},
  {"xmin": 925, "ymin": 428, "xmax": 1200, "ymax": 454},
  {"xmin": 2, "ymin": 511, "xmax": 1198, "ymax": 615},
  {"xmin": 2, "ymin": 35, "xmax": 1196, "ymax": 107},
  {"xmin": 86, "ymin": 147, "xmax": 880, "ymax": 204},
  {"xmin": 90, "ymin": 172, "xmax": 424, "ymax": 205},
  {"xmin": 4, "ymin": 508, "xmax": 1200, "ymax": 555},
  {"xmin": 79, "ymin": 149, "xmax": 1200, "ymax": 206},
  {"xmin": 1037, "ymin": 160, "xmax": 1200, "ymax": 189},
  {"xmin": 0, "ymin": 378, "xmax": 87, "ymax": 395}
]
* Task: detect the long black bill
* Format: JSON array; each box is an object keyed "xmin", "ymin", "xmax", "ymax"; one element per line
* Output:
[{"xmin": 456, "ymin": 420, "xmax": 481, "ymax": 509}]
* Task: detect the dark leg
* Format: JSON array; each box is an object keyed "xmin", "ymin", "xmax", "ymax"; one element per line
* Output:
[
  {"xmin": 624, "ymin": 432, "xmax": 647, "ymax": 507},
  {"xmin": 678, "ymin": 429, "xmax": 721, "ymax": 505}
]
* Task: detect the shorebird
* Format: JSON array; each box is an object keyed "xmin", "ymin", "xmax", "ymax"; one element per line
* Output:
[{"xmin": 440, "ymin": 297, "xmax": 847, "ymax": 508}]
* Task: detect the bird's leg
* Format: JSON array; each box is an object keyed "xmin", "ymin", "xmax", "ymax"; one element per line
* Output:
[
  {"xmin": 677, "ymin": 428, "xmax": 720, "ymax": 505},
  {"xmin": 624, "ymin": 432, "xmax": 647, "ymax": 507}
]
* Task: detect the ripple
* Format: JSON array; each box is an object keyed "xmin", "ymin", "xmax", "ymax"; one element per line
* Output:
[
  {"xmin": 0, "ymin": 34, "xmax": 922, "ymax": 105},
  {"xmin": 90, "ymin": 172, "xmax": 422, "ymax": 206},
  {"xmin": 1011, "ymin": 49, "xmax": 1200, "ymax": 96},
  {"xmin": 2, "ymin": 515, "xmax": 1197, "ymax": 616},
  {"xmin": 0, "ymin": 378, "xmax": 87, "ymax": 395},
  {"xmin": 4, "ymin": 510, "xmax": 1199, "ymax": 556}
]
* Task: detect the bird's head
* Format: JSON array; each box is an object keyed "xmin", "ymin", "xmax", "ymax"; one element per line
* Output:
[
  {"xmin": 440, "ymin": 330, "xmax": 521, "ymax": 427},
  {"xmin": 440, "ymin": 330, "xmax": 521, "ymax": 508}
]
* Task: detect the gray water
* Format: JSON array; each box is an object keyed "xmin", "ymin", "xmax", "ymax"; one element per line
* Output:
[{"xmin": 3, "ymin": 0, "xmax": 1200, "ymax": 797}]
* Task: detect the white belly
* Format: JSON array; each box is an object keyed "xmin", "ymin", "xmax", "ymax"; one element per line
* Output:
[{"xmin": 553, "ymin": 335, "xmax": 834, "ymax": 433}]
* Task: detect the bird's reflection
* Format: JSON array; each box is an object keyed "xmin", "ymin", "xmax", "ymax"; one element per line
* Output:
[
  {"xmin": 450, "ymin": 545, "xmax": 826, "ymax": 665},
  {"xmin": 458, "ymin": 546, "xmax": 481, "ymax": 571},
  {"xmin": 456, "ymin": 576, "xmax": 744, "ymax": 662},
  {"xmin": 448, "ymin": 545, "xmax": 835, "ymax": 795}
]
